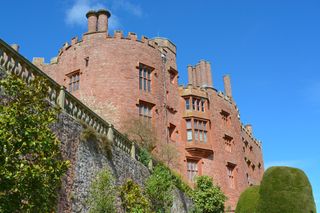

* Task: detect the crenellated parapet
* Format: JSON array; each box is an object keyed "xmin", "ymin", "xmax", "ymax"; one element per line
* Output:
[{"xmin": 241, "ymin": 124, "xmax": 262, "ymax": 148}]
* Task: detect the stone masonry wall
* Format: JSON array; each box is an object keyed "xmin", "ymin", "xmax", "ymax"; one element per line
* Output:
[{"xmin": 52, "ymin": 112, "xmax": 191, "ymax": 213}]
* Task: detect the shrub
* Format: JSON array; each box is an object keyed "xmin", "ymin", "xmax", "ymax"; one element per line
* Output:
[
  {"xmin": 192, "ymin": 176, "xmax": 226, "ymax": 213},
  {"xmin": 0, "ymin": 74, "xmax": 69, "ymax": 212},
  {"xmin": 88, "ymin": 169, "xmax": 116, "ymax": 213},
  {"xmin": 123, "ymin": 118, "xmax": 157, "ymax": 151},
  {"xmin": 256, "ymin": 166, "xmax": 316, "ymax": 213},
  {"xmin": 120, "ymin": 179, "xmax": 151, "ymax": 212},
  {"xmin": 138, "ymin": 148, "xmax": 152, "ymax": 167},
  {"xmin": 145, "ymin": 165, "xmax": 174, "ymax": 212},
  {"xmin": 235, "ymin": 185, "xmax": 260, "ymax": 213}
]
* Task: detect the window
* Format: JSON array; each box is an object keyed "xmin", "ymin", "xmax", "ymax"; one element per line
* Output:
[
  {"xmin": 185, "ymin": 99, "xmax": 190, "ymax": 110},
  {"xmin": 139, "ymin": 102, "xmax": 152, "ymax": 125},
  {"xmin": 194, "ymin": 120, "xmax": 207, "ymax": 143},
  {"xmin": 201, "ymin": 101, "xmax": 205, "ymax": 112},
  {"xmin": 187, "ymin": 160, "xmax": 198, "ymax": 182},
  {"xmin": 192, "ymin": 98, "xmax": 196, "ymax": 110},
  {"xmin": 139, "ymin": 65, "xmax": 152, "ymax": 92},
  {"xmin": 252, "ymin": 164, "xmax": 255, "ymax": 171},
  {"xmin": 186, "ymin": 119, "xmax": 192, "ymax": 141},
  {"xmin": 168, "ymin": 68, "xmax": 178, "ymax": 84},
  {"xmin": 221, "ymin": 110, "xmax": 231, "ymax": 127},
  {"xmin": 227, "ymin": 164, "xmax": 235, "ymax": 188},
  {"xmin": 191, "ymin": 97, "xmax": 205, "ymax": 112},
  {"xmin": 67, "ymin": 71, "xmax": 80, "ymax": 92},
  {"xmin": 168, "ymin": 123, "xmax": 176, "ymax": 141},
  {"xmin": 185, "ymin": 119, "xmax": 208, "ymax": 143},
  {"xmin": 224, "ymin": 135, "xmax": 233, "ymax": 152}
]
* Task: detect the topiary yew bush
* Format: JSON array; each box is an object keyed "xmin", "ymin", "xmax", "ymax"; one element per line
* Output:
[
  {"xmin": 235, "ymin": 185, "xmax": 260, "ymax": 213},
  {"xmin": 256, "ymin": 166, "xmax": 316, "ymax": 213}
]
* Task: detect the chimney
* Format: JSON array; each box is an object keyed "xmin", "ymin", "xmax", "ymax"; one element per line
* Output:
[
  {"xmin": 192, "ymin": 67, "xmax": 196, "ymax": 86},
  {"xmin": 195, "ymin": 64, "xmax": 201, "ymax": 87},
  {"xmin": 97, "ymin": 9, "xmax": 111, "ymax": 33},
  {"xmin": 200, "ymin": 60, "xmax": 207, "ymax": 87},
  {"xmin": 86, "ymin": 10, "xmax": 97, "ymax": 33},
  {"xmin": 245, "ymin": 124, "xmax": 253, "ymax": 135},
  {"xmin": 11, "ymin": 44, "xmax": 19, "ymax": 52},
  {"xmin": 187, "ymin": 65, "xmax": 193, "ymax": 85},
  {"xmin": 205, "ymin": 61, "xmax": 213, "ymax": 87},
  {"xmin": 223, "ymin": 75, "xmax": 232, "ymax": 98}
]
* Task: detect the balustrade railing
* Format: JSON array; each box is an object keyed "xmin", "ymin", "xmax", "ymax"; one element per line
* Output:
[{"xmin": 0, "ymin": 39, "xmax": 152, "ymax": 170}]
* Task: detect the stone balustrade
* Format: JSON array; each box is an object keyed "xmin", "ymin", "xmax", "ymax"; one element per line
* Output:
[{"xmin": 0, "ymin": 38, "xmax": 153, "ymax": 170}]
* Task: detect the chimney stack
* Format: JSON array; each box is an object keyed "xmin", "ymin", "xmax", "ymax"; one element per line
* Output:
[
  {"xmin": 187, "ymin": 65, "xmax": 193, "ymax": 85},
  {"xmin": 200, "ymin": 60, "xmax": 207, "ymax": 87},
  {"xmin": 86, "ymin": 10, "xmax": 97, "ymax": 33},
  {"xmin": 205, "ymin": 61, "xmax": 213, "ymax": 87},
  {"xmin": 97, "ymin": 9, "xmax": 111, "ymax": 33},
  {"xmin": 223, "ymin": 75, "xmax": 232, "ymax": 98}
]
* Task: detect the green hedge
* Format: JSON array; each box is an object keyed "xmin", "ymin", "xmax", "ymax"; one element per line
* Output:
[
  {"xmin": 235, "ymin": 185, "xmax": 260, "ymax": 213},
  {"xmin": 257, "ymin": 166, "xmax": 316, "ymax": 213}
]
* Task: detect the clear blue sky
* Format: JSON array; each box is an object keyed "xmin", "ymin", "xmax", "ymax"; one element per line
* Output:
[{"xmin": 1, "ymin": 0, "xmax": 319, "ymax": 208}]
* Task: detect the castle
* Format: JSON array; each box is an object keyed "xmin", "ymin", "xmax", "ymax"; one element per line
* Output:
[{"xmin": 33, "ymin": 9, "xmax": 264, "ymax": 209}]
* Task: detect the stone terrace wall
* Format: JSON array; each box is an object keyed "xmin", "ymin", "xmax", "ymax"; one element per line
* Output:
[
  {"xmin": 52, "ymin": 112, "xmax": 151, "ymax": 212},
  {"xmin": 53, "ymin": 112, "xmax": 192, "ymax": 213}
]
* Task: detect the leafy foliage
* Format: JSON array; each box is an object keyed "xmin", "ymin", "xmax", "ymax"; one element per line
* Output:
[
  {"xmin": 0, "ymin": 74, "xmax": 69, "ymax": 212},
  {"xmin": 256, "ymin": 166, "xmax": 316, "ymax": 213},
  {"xmin": 88, "ymin": 168, "xmax": 116, "ymax": 213},
  {"xmin": 120, "ymin": 179, "xmax": 151, "ymax": 212},
  {"xmin": 235, "ymin": 185, "xmax": 260, "ymax": 213},
  {"xmin": 145, "ymin": 165, "xmax": 174, "ymax": 212},
  {"xmin": 138, "ymin": 147, "xmax": 152, "ymax": 167},
  {"xmin": 192, "ymin": 176, "xmax": 226, "ymax": 213}
]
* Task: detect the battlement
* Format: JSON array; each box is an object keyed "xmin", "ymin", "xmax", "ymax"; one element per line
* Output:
[
  {"xmin": 241, "ymin": 124, "xmax": 262, "ymax": 148},
  {"xmin": 32, "ymin": 56, "xmax": 58, "ymax": 66}
]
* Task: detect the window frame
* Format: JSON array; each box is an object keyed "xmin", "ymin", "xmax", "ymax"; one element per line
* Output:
[
  {"xmin": 187, "ymin": 159, "xmax": 199, "ymax": 182},
  {"xmin": 138, "ymin": 101, "xmax": 153, "ymax": 126},
  {"xmin": 139, "ymin": 64, "xmax": 154, "ymax": 92},
  {"xmin": 66, "ymin": 70, "xmax": 80, "ymax": 92}
]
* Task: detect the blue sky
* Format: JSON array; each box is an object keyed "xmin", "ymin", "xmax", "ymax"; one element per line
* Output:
[{"xmin": 1, "ymin": 0, "xmax": 319, "ymax": 208}]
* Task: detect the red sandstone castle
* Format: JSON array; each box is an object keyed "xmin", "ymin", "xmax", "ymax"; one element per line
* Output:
[{"xmin": 33, "ymin": 9, "xmax": 264, "ymax": 209}]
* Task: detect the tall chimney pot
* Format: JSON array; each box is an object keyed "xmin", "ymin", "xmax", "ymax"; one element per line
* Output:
[
  {"xmin": 187, "ymin": 65, "xmax": 193, "ymax": 85},
  {"xmin": 86, "ymin": 10, "xmax": 98, "ymax": 33},
  {"xmin": 97, "ymin": 9, "xmax": 111, "ymax": 33},
  {"xmin": 223, "ymin": 74, "xmax": 232, "ymax": 98}
]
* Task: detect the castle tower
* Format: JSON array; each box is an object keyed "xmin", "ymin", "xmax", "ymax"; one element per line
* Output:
[{"xmin": 35, "ymin": 9, "xmax": 264, "ymax": 210}]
